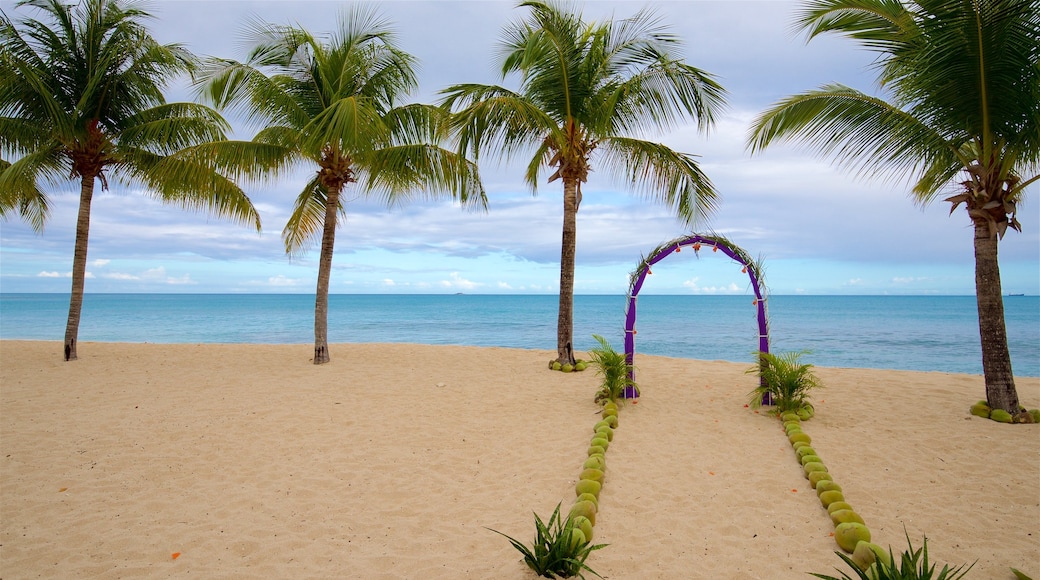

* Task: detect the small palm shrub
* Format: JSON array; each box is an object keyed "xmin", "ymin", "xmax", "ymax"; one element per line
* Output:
[
  {"xmin": 810, "ymin": 530, "xmax": 975, "ymax": 580},
  {"xmin": 747, "ymin": 350, "xmax": 821, "ymax": 416},
  {"xmin": 588, "ymin": 334, "xmax": 638, "ymax": 404},
  {"xmin": 488, "ymin": 503, "xmax": 606, "ymax": 579}
]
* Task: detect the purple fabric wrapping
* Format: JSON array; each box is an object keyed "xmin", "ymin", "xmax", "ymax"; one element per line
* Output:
[{"xmin": 623, "ymin": 235, "xmax": 770, "ymax": 400}]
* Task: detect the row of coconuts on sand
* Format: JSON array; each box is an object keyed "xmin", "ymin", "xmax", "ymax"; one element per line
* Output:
[
  {"xmin": 564, "ymin": 401, "xmax": 621, "ymax": 548},
  {"xmin": 969, "ymin": 401, "xmax": 1040, "ymax": 424},
  {"xmin": 783, "ymin": 411, "xmax": 893, "ymax": 572}
]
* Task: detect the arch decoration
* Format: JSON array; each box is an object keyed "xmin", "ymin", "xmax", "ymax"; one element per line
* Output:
[{"xmin": 622, "ymin": 233, "xmax": 771, "ymax": 400}]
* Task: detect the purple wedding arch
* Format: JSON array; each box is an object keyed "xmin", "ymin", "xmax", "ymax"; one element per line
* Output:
[{"xmin": 622, "ymin": 233, "xmax": 770, "ymax": 400}]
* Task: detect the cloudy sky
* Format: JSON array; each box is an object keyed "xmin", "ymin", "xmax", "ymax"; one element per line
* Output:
[{"xmin": 2, "ymin": 0, "xmax": 1037, "ymax": 296}]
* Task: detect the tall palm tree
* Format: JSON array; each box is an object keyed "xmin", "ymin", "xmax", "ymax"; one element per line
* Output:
[
  {"xmin": 747, "ymin": 0, "xmax": 1039, "ymax": 414},
  {"xmin": 196, "ymin": 7, "xmax": 485, "ymax": 364},
  {"xmin": 441, "ymin": 0, "xmax": 726, "ymax": 367},
  {"xmin": 0, "ymin": 0, "xmax": 261, "ymax": 361}
]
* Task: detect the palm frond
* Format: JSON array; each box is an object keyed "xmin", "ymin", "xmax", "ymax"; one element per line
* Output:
[{"xmin": 598, "ymin": 136, "xmax": 718, "ymax": 226}]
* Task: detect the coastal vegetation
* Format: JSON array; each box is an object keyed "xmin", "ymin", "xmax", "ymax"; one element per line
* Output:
[
  {"xmin": 440, "ymin": 0, "xmax": 727, "ymax": 367},
  {"xmin": 746, "ymin": 0, "xmax": 1039, "ymax": 415},
  {"xmin": 194, "ymin": 7, "xmax": 485, "ymax": 364},
  {"xmin": 747, "ymin": 350, "xmax": 822, "ymax": 418},
  {"xmin": 0, "ymin": 0, "xmax": 261, "ymax": 360}
]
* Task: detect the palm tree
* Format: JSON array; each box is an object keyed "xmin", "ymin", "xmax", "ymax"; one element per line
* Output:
[
  {"xmin": 441, "ymin": 0, "xmax": 726, "ymax": 366},
  {"xmin": 746, "ymin": 0, "xmax": 1039, "ymax": 414},
  {"xmin": 196, "ymin": 7, "xmax": 485, "ymax": 364},
  {"xmin": 0, "ymin": 0, "xmax": 261, "ymax": 361}
]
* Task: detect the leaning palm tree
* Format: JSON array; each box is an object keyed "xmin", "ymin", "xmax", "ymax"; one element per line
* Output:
[
  {"xmin": 0, "ymin": 0, "xmax": 261, "ymax": 361},
  {"xmin": 196, "ymin": 8, "xmax": 485, "ymax": 364},
  {"xmin": 746, "ymin": 0, "xmax": 1039, "ymax": 414},
  {"xmin": 441, "ymin": 0, "xmax": 726, "ymax": 367}
]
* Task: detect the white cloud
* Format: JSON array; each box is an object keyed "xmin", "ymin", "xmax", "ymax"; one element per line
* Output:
[
  {"xmin": 382, "ymin": 278, "xmax": 396, "ymax": 286},
  {"xmin": 439, "ymin": 272, "xmax": 479, "ymax": 290},
  {"xmin": 267, "ymin": 275, "xmax": 304, "ymax": 287},
  {"xmin": 166, "ymin": 274, "xmax": 195, "ymax": 285},
  {"xmin": 37, "ymin": 271, "xmax": 62, "ymax": 278},
  {"xmin": 682, "ymin": 278, "xmax": 742, "ymax": 294},
  {"xmin": 104, "ymin": 272, "xmax": 140, "ymax": 281},
  {"xmin": 91, "ymin": 259, "xmax": 110, "ymax": 267},
  {"xmin": 847, "ymin": 278, "xmax": 864, "ymax": 286}
]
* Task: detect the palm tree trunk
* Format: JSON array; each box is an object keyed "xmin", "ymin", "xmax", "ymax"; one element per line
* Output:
[
  {"xmin": 63, "ymin": 175, "xmax": 96, "ymax": 361},
  {"xmin": 973, "ymin": 222, "xmax": 1019, "ymax": 413},
  {"xmin": 313, "ymin": 185, "xmax": 340, "ymax": 365},
  {"xmin": 556, "ymin": 177, "xmax": 578, "ymax": 365}
]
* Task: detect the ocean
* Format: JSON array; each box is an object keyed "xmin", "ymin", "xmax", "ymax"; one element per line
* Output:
[{"xmin": 1, "ymin": 293, "xmax": 1037, "ymax": 377}]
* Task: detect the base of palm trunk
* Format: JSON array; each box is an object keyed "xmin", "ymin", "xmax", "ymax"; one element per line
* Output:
[{"xmin": 313, "ymin": 344, "xmax": 330, "ymax": 364}]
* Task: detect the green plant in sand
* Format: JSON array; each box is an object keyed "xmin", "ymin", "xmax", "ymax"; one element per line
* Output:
[
  {"xmin": 488, "ymin": 503, "xmax": 606, "ymax": 579},
  {"xmin": 747, "ymin": 350, "xmax": 821, "ymax": 416},
  {"xmin": 811, "ymin": 530, "xmax": 975, "ymax": 580},
  {"xmin": 588, "ymin": 335, "xmax": 638, "ymax": 404}
]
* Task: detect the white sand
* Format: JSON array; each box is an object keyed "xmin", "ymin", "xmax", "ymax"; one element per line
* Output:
[{"xmin": 1, "ymin": 341, "xmax": 1037, "ymax": 579}]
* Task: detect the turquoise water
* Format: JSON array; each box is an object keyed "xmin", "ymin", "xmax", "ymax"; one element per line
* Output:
[{"xmin": 1, "ymin": 293, "xmax": 1037, "ymax": 376}]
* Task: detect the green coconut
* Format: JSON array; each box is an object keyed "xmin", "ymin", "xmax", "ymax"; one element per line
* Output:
[
  {"xmin": 990, "ymin": 409, "xmax": 1014, "ymax": 423},
  {"xmin": 562, "ymin": 364, "xmax": 574, "ymax": 373},
  {"xmin": 796, "ymin": 446, "xmax": 817, "ymax": 458},
  {"xmin": 594, "ymin": 420, "xmax": 612, "ymax": 432},
  {"xmin": 785, "ymin": 425, "xmax": 803, "ymax": 436},
  {"xmin": 576, "ymin": 492, "xmax": 598, "ymax": 508},
  {"xmin": 590, "ymin": 437, "xmax": 609, "ymax": 451},
  {"xmin": 1030, "ymin": 409, "xmax": 1040, "ymax": 423},
  {"xmin": 601, "ymin": 407, "xmax": 618, "ymax": 419},
  {"xmin": 851, "ymin": 541, "xmax": 884, "ymax": 571},
  {"xmin": 830, "ymin": 509, "xmax": 866, "ymax": 526},
  {"xmin": 783, "ymin": 419, "xmax": 801, "ymax": 428},
  {"xmin": 595, "ymin": 427, "xmax": 614, "ymax": 442},
  {"xmin": 575, "ymin": 479, "xmax": 602, "ymax": 499},
  {"xmin": 569, "ymin": 515, "xmax": 594, "ymax": 543},
  {"xmin": 809, "ymin": 471, "xmax": 834, "ymax": 488},
  {"xmin": 969, "ymin": 402, "xmax": 991, "ymax": 417},
  {"xmin": 819, "ymin": 490, "xmax": 845, "ymax": 508},
  {"xmin": 552, "ymin": 361, "xmax": 562, "ymax": 371},
  {"xmin": 568, "ymin": 500, "xmax": 597, "ymax": 527},
  {"xmin": 789, "ymin": 432, "xmax": 812, "ymax": 445},
  {"xmin": 604, "ymin": 415, "xmax": 619, "ymax": 428},
  {"xmin": 781, "ymin": 412, "xmax": 800, "ymax": 422},
  {"xmin": 566, "ymin": 527, "xmax": 586, "ymax": 550},
  {"xmin": 575, "ymin": 362, "xmax": 588, "ymax": 372},
  {"xmin": 579, "ymin": 468, "xmax": 604, "ymax": 483},
  {"xmin": 834, "ymin": 522, "xmax": 871, "ymax": 553},
  {"xmin": 603, "ymin": 401, "xmax": 619, "ymax": 413},
  {"xmin": 588, "ymin": 445, "xmax": 606, "ymax": 457},
  {"xmin": 800, "ymin": 455, "xmax": 822, "ymax": 466},
  {"xmin": 797, "ymin": 407, "xmax": 814, "ymax": 421},
  {"xmin": 816, "ymin": 481, "xmax": 843, "ymax": 496},
  {"xmin": 583, "ymin": 456, "xmax": 606, "ymax": 471},
  {"xmin": 826, "ymin": 501, "xmax": 855, "ymax": 515},
  {"xmin": 803, "ymin": 462, "xmax": 827, "ymax": 478}
]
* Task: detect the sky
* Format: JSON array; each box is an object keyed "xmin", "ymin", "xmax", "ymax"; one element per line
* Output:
[{"xmin": 1, "ymin": 0, "xmax": 1038, "ymax": 296}]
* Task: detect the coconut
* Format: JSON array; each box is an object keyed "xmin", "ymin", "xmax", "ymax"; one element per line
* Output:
[
  {"xmin": 590, "ymin": 437, "xmax": 609, "ymax": 451},
  {"xmin": 583, "ymin": 456, "xmax": 606, "ymax": 471},
  {"xmin": 969, "ymin": 402, "xmax": 991, "ymax": 417},
  {"xmin": 552, "ymin": 361, "xmax": 562, "ymax": 371},
  {"xmin": 596, "ymin": 427, "xmax": 614, "ymax": 442},
  {"xmin": 834, "ymin": 523, "xmax": 871, "ymax": 553},
  {"xmin": 568, "ymin": 500, "xmax": 597, "ymax": 526},
  {"xmin": 1031, "ymin": 409, "xmax": 1040, "ymax": 423},
  {"xmin": 830, "ymin": 509, "xmax": 866, "ymax": 526},
  {"xmin": 800, "ymin": 455, "xmax": 822, "ymax": 466},
  {"xmin": 816, "ymin": 481, "xmax": 842, "ymax": 496},
  {"xmin": 780, "ymin": 412, "xmax": 800, "ymax": 422},
  {"xmin": 803, "ymin": 462, "xmax": 827, "ymax": 478},
  {"xmin": 851, "ymin": 541, "xmax": 881, "ymax": 571},
  {"xmin": 789, "ymin": 432, "xmax": 811, "ymax": 445},
  {"xmin": 809, "ymin": 471, "xmax": 833, "ymax": 488},
  {"xmin": 797, "ymin": 407, "xmax": 814, "ymax": 421},
  {"xmin": 594, "ymin": 420, "xmax": 611, "ymax": 432},
  {"xmin": 575, "ymin": 479, "xmax": 601, "ymax": 499},
  {"xmin": 588, "ymin": 445, "xmax": 606, "ymax": 457},
  {"xmin": 819, "ymin": 490, "xmax": 845, "ymax": 508},
  {"xmin": 601, "ymin": 407, "xmax": 618, "ymax": 419},
  {"xmin": 576, "ymin": 493, "xmax": 598, "ymax": 508},
  {"xmin": 990, "ymin": 409, "xmax": 1013, "ymax": 423},
  {"xmin": 575, "ymin": 362, "xmax": 587, "ymax": 372},
  {"xmin": 826, "ymin": 501, "xmax": 854, "ymax": 515},
  {"xmin": 579, "ymin": 468, "xmax": 604, "ymax": 483},
  {"xmin": 795, "ymin": 446, "xmax": 817, "ymax": 458},
  {"xmin": 605, "ymin": 415, "xmax": 619, "ymax": 428},
  {"xmin": 566, "ymin": 528, "xmax": 586, "ymax": 550},
  {"xmin": 569, "ymin": 515, "xmax": 594, "ymax": 543}
]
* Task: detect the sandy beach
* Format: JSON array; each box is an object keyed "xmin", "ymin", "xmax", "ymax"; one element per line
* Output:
[{"xmin": 1, "ymin": 340, "xmax": 1037, "ymax": 579}]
